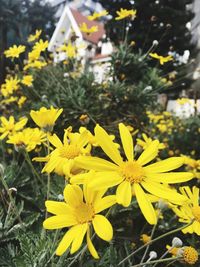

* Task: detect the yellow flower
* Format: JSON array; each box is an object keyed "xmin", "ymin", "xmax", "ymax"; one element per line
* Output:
[
  {"xmin": 27, "ymin": 49, "xmax": 41, "ymax": 62},
  {"xmin": 176, "ymin": 98, "xmax": 192, "ymax": 105},
  {"xmin": 36, "ymin": 128, "xmax": 90, "ymax": 176},
  {"xmin": 28, "ymin": 29, "xmax": 42, "ymax": 42},
  {"xmin": 0, "ymin": 96, "xmax": 18, "ymax": 105},
  {"xmin": 1, "ymin": 76, "xmax": 20, "ymax": 97},
  {"xmin": 0, "ymin": 116, "xmax": 28, "ymax": 140},
  {"xmin": 30, "ymin": 106, "xmax": 63, "ymax": 131},
  {"xmin": 79, "ymin": 23, "xmax": 98, "ymax": 35},
  {"xmin": 137, "ymin": 133, "xmax": 165, "ymax": 150},
  {"xmin": 18, "ymin": 96, "xmax": 27, "ymax": 108},
  {"xmin": 72, "ymin": 123, "xmax": 193, "ymax": 224},
  {"xmin": 24, "ymin": 60, "xmax": 47, "ymax": 70},
  {"xmin": 87, "ymin": 10, "xmax": 108, "ymax": 21},
  {"xmin": 149, "ymin": 53, "xmax": 173, "ymax": 65},
  {"xmin": 115, "ymin": 8, "xmax": 136, "ymax": 20},
  {"xmin": 4, "ymin": 45, "xmax": 26, "ymax": 58},
  {"xmin": 7, "ymin": 128, "xmax": 46, "ymax": 152},
  {"xmin": 140, "ymin": 234, "xmax": 151, "ymax": 244},
  {"xmin": 21, "ymin": 75, "xmax": 33, "ymax": 87},
  {"xmin": 60, "ymin": 43, "xmax": 76, "ymax": 58},
  {"xmin": 182, "ymin": 246, "xmax": 198, "ymax": 265},
  {"xmin": 172, "ymin": 186, "xmax": 200, "ymax": 235},
  {"xmin": 33, "ymin": 39, "xmax": 49, "ymax": 52},
  {"xmin": 43, "ymin": 184, "xmax": 115, "ymax": 258}
]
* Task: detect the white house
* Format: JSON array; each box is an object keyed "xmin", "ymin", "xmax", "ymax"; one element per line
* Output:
[{"xmin": 48, "ymin": 1, "xmax": 113, "ymax": 82}]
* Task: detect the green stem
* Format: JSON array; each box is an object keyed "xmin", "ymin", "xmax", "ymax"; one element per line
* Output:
[
  {"xmin": 130, "ymin": 257, "xmax": 181, "ymax": 267},
  {"xmin": 140, "ymin": 211, "xmax": 161, "ymax": 264},
  {"xmin": 117, "ymin": 220, "xmax": 194, "ymax": 266},
  {"xmin": 0, "ymin": 174, "xmax": 22, "ymax": 224}
]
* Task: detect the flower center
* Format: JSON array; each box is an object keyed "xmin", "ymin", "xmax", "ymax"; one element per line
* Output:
[
  {"xmin": 75, "ymin": 203, "xmax": 95, "ymax": 224},
  {"xmin": 192, "ymin": 206, "xmax": 200, "ymax": 223},
  {"xmin": 183, "ymin": 246, "xmax": 198, "ymax": 265},
  {"xmin": 59, "ymin": 145, "xmax": 80, "ymax": 159},
  {"xmin": 120, "ymin": 161, "xmax": 144, "ymax": 183}
]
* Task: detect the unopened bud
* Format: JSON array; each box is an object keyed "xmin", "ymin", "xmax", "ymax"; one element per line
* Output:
[{"xmin": 172, "ymin": 237, "xmax": 183, "ymax": 248}]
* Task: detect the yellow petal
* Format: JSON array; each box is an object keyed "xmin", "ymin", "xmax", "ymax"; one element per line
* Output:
[
  {"xmin": 43, "ymin": 215, "xmax": 77, "ymax": 229},
  {"xmin": 134, "ymin": 183, "xmax": 157, "ymax": 225},
  {"xmin": 145, "ymin": 172, "xmax": 194, "ymax": 184},
  {"xmin": 63, "ymin": 184, "xmax": 83, "ymax": 207},
  {"xmin": 70, "ymin": 172, "xmax": 90, "ymax": 184},
  {"xmin": 56, "ymin": 225, "xmax": 78, "ymax": 256},
  {"xmin": 141, "ymin": 181, "xmax": 187, "ymax": 204},
  {"xmin": 94, "ymin": 195, "xmax": 116, "ymax": 213},
  {"xmin": 70, "ymin": 223, "xmax": 88, "ymax": 254},
  {"xmin": 116, "ymin": 181, "xmax": 132, "ymax": 207},
  {"xmin": 87, "ymin": 228, "xmax": 99, "ymax": 259},
  {"xmin": 45, "ymin": 201, "xmax": 72, "ymax": 215},
  {"xmin": 75, "ymin": 156, "xmax": 118, "ymax": 171},
  {"xmin": 144, "ymin": 157, "xmax": 184, "ymax": 173},
  {"xmin": 92, "ymin": 215, "xmax": 113, "ymax": 241},
  {"xmin": 88, "ymin": 171, "xmax": 123, "ymax": 190},
  {"xmin": 95, "ymin": 124, "xmax": 123, "ymax": 165},
  {"xmin": 119, "ymin": 123, "xmax": 134, "ymax": 161},
  {"xmin": 48, "ymin": 134, "xmax": 63, "ymax": 148},
  {"xmin": 137, "ymin": 140, "xmax": 159, "ymax": 166}
]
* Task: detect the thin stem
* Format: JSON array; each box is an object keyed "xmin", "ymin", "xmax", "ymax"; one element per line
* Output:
[
  {"xmin": 0, "ymin": 174, "xmax": 22, "ymax": 224},
  {"xmin": 130, "ymin": 257, "xmax": 181, "ymax": 267},
  {"xmin": 45, "ymin": 138, "xmax": 51, "ymax": 220},
  {"xmin": 117, "ymin": 220, "xmax": 194, "ymax": 266},
  {"xmin": 152, "ymin": 246, "xmax": 174, "ymax": 267}
]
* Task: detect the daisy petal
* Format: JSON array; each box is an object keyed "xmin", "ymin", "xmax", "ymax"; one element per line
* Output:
[
  {"xmin": 88, "ymin": 172, "xmax": 123, "ymax": 190},
  {"xmin": 56, "ymin": 225, "xmax": 78, "ymax": 256},
  {"xmin": 116, "ymin": 181, "xmax": 132, "ymax": 207},
  {"xmin": 137, "ymin": 140, "xmax": 159, "ymax": 166},
  {"xmin": 145, "ymin": 172, "xmax": 194, "ymax": 184},
  {"xmin": 144, "ymin": 157, "xmax": 184, "ymax": 173},
  {"xmin": 70, "ymin": 223, "xmax": 88, "ymax": 254},
  {"xmin": 92, "ymin": 214, "xmax": 113, "ymax": 241},
  {"xmin": 134, "ymin": 183, "xmax": 157, "ymax": 225},
  {"xmin": 64, "ymin": 184, "xmax": 83, "ymax": 207},
  {"xmin": 119, "ymin": 123, "xmax": 134, "ymax": 161},
  {"xmin": 87, "ymin": 228, "xmax": 99, "ymax": 259},
  {"xmin": 94, "ymin": 195, "xmax": 116, "ymax": 213},
  {"xmin": 142, "ymin": 181, "xmax": 187, "ymax": 204},
  {"xmin": 45, "ymin": 201, "xmax": 72, "ymax": 215},
  {"xmin": 75, "ymin": 156, "xmax": 118, "ymax": 171},
  {"xmin": 43, "ymin": 215, "xmax": 77, "ymax": 229},
  {"xmin": 95, "ymin": 124, "xmax": 123, "ymax": 165}
]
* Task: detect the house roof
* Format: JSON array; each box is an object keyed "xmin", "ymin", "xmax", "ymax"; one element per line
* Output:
[{"xmin": 71, "ymin": 8, "xmax": 105, "ymax": 44}]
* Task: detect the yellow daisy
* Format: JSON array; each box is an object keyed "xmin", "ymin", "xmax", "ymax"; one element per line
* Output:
[
  {"xmin": 73, "ymin": 123, "xmax": 193, "ymax": 224},
  {"xmin": 28, "ymin": 29, "xmax": 42, "ymax": 42},
  {"xmin": 30, "ymin": 106, "xmax": 63, "ymax": 131},
  {"xmin": 79, "ymin": 23, "xmax": 98, "ymax": 35},
  {"xmin": 172, "ymin": 186, "xmax": 200, "ymax": 235},
  {"xmin": 21, "ymin": 75, "xmax": 33, "ymax": 87},
  {"xmin": 43, "ymin": 184, "xmax": 115, "ymax": 258},
  {"xmin": 115, "ymin": 8, "xmax": 136, "ymax": 20},
  {"xmin": 36, "ymin": 128, "xmax": 90, "ymax": 176},
  {"xmin": 87, "ymin": 10, "xmax": 108, "ymax": 21},
  {"xmin": 4, "ymin": 45, "xmax": 26, "ymax": 58},
  {"xmin": 137, "ymin": 133, "xmax": 165, "ymax": 150},
  {"xmin": 0, "ymin": 116, "xmax": 28, "ymax": 140},
  {"xmin": 149, "ymin": 53, "xmax": 173, "ymax": 65}
]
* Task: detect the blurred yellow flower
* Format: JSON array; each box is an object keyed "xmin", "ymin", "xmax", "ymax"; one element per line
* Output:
[
  {"xmin": 176, "ymin": 98, "xmax": 192, "ymax": 105},
  {"xmin": 33, "ymin": 39, "xmax": 49, "ymax": 52},
  {"xmin": 30, "ymin": 106, "xmax": 63, "ymax": 130},
  {"xmin": 79, "ymin": 23, "xmax": 98, "ymax": 35},
  {"xmin": 137, "ymin": 133, "xmax": 165, "ymax": 150},
  {"xmin": 1, "ymin": 76, "xmax": 20, "ymax": 97},
  {"xmin": 7, "ymin": 127, "xmax": 46, "ymax": 152},
  {"xmin": 149, "ymin": 53, "xmax": 173, "ymax": 65},
  {"xmin": 43, "ymin": 184, "xmax": 115, "ymax": 258},
  {"xmin": 60, "ymin": 43, "xmax": 76, "ymax": 58},
  {"xmin": 18, "ymin": 96, "xmax": 27, "ymax": 108},
  {"xmin": 0, "ymin": 116, "xmax": 28, "ymax": 140},
  {"xmin": 172, "ymin": 186, "xmax": 200, "ymax": 235},
  {"xmin": 21, "ymin": 75, "xmax": 33, "ymax": 87},
  {"xmin": 115, "ymin": 8, "xmax": 136, "ymax": 20},
  {"xmin": 4, "ymin": 45, "xmax": 26, "ymax": 58},
  {"xmin": 28, "ymin": 29, "xmax": 42, "ymax": 42},
  {"xmin": 24, "ymin": 60, "xmax": 47, "ymax": 70},
  {"xmin": 87, "ymin": 10, "xmax": 108, "ymax": 21}
]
